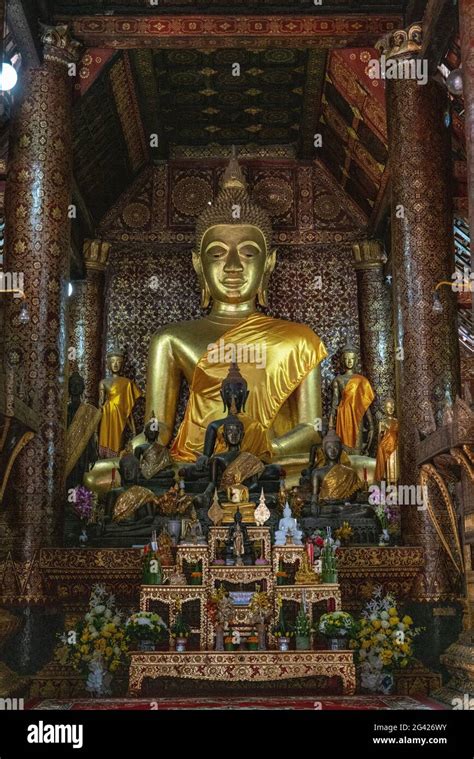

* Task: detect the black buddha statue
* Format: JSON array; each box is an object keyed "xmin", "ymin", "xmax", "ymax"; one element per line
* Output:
[
  {"xmin": 133, "ymin": 413, "xmax": 175, "ymax": 491},
  {"xmin": 225, "ymin": 507, "xmax": 253, "ymax": 565},
  {"xmin": 66, "ymin": 372, "xmax": 99, "ymax": 490},
  {"xmin": 102, "ymin": 453, "xmax": 160, "ymax": 531}
]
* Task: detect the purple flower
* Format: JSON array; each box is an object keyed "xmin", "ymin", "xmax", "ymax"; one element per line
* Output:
[{"xmin": 73, "ymin": 486, "xmax": 93, "ymax": 522}]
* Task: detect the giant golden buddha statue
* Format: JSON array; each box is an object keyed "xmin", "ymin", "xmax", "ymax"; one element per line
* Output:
[{"xmin": 86, "ymin": 150, "xmax": 327, "ymax": 494}]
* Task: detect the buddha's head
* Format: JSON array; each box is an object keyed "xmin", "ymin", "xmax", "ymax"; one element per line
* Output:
[
  {"xmin": 322, "ymin": 429, "xmax": 343, "ymax": 463},
  {"xmin": 144, "ymin": 412, "xmax": 159, "ymax": 443},
  {"xmin": 118, "ymin": 452, "xmax": 140, "ymax": 486},
  {"xmin": 68, "ymin": 371, "xmax": 85, "ymax": 399},
  {"xmin": 221, "ymin": 362, "xmax": 249, "ymax": 413},
  {"xmin": 107, "ymin": 340, "xmax": 125, "ymax": 375},
  {"xmin": 384, "ymin": 398, "xmax": 396, "ymax": 417},
  {"xmin": 223, "ymin": 414, "xmax": 244, "ymax": 449},
  {"xmin": 193, "ymin": 148, "xmax": 276, "ymax": 309},
  {"xmin": 341, "ymin": 337, "xmax": 358, "ymax": 371}
]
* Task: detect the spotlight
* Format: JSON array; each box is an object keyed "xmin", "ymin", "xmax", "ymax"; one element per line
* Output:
[{"xmin": 0, "ymin": 63, "xmax": 18, "ymax": 92}]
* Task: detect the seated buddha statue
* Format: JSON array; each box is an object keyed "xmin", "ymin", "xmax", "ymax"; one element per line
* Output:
[
  {"xmin": 98, "ymin": 341, "xmax": 142, "ymax": 458},
  {"xmin": 310, "ymin": 430, "xmax": 363, "ymax": 516},
  {"xmin": 133, "ymin": 413, "xmax": 175, "ymax": 489},
  {"xmin": 85, "ymin": 149, "xmax": 327, "ymax": 495},
  {"xmin": 102, "ymin": 453, "xmax": 160, "ymax": 533}
]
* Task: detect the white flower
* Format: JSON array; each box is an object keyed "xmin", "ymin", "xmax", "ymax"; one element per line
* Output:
[
  {"xmin": 104, "ymin": 609, "xmax": 112, "ymax": 619},
  {"xmin": 381, "ymin": 620, "xmax": 390, "ymax": 629},
  {"xmin": 113, "ymin": 615, "xmax": 121, "ymax": 626},
  {"xmin": 380, "ymin": 611, "xmax": 389, "ymax": 620},
  {"xmin": 94, "ymin": 605, "xmax": 105, "ymax": 615},
  {"xmin": 397, "ymin": 622, "xmax": 406, "ymax": 631}
]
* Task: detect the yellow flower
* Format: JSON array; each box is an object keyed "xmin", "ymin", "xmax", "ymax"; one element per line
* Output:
[
  {"xmin": 105, "ymin": 646, "xmax": 113, "ymax": 657},
  {"xmin": 402, "ymin": 615, "xmax": 413, "ymax": 626},
  {"xmin": 388, "ymin": 607, "xmax": 397, "ymax": 617},
  {"xmin": 372, "ymin": 620, "xmax": 381, "ymax": 629},
  {"xmin": 389, "ymin": 617, "xmax": 400, "ymax": 626},
  {"xmin": 361, "ymin": 640, "xmax": 371, "ymax": 649}
]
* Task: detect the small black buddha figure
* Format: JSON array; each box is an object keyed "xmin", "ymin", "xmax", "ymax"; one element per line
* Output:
[
  {"xmin": 179, "ymin": 362, "xmax": 272, "ymax": 489},
  {"xmin": 309, "ymin": 430, "xmax": 363, "ymax": 516},
  {"xmin": 103, "ymin": 453, "xmax": 158, "ymax": 526},
  {"xmin": 192, "ymin": 415, "xmax": 280, "ymax": 509},
  {"xmin": 225, "ymin": 507, "xmax": 253, "ymax": 565},
  {"xmin": 133, "ymin": 413, "xmax": 175, "ymax": 490}
]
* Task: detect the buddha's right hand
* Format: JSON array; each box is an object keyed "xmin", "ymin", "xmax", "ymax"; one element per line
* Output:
[{"xmin": 195, "ymin": 455, "xmax": 209, "ymax": 471}]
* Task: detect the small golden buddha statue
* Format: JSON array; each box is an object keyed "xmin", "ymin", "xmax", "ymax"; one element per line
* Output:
[
  {"xmin": 329, "ymin": 338, "xmax": 375, "ymax": 456},
  {"xmin": 311, "ymin": 430, "xmax": 363, "ymax": 514},
  {"xmin": 98, "ymin": 341, "xmax": 142, "ymax": 458},
  {"xmin": 374, "ymin": 398, "xmax": 399, "ymax": 484},
  {"xmin": 227, "ymin": 469, "xmax": 250, "ymax": 504},
  {"xmin": 295, "ymin": 552, "xmax": 319, "ymax": 585},
  {"xmin": 86, "ymin": 149, "xmax": 327, "ymax": 494}
]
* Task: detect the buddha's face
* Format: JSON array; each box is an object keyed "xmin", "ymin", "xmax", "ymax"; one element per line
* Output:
[
  {"xmin": 385, "ymin": 399, "xmax": 395, "ymax": 416},
  {"xmin": 119, "ymin": 455, "xmax": 139, "ymax": 485},
  {"xmin": 69, "ymin": 374, "xmax": 84, "ymax": 397},
  {"xmin": 343, "ymin": 351, "xmax": 357, "ymax": 370},
  {"xmin": 108, "ymin": 354, "xmax": 123, "ymax": 374},
  {"xmin": 144, "ymin": 421, "xmax": 159, "ymax": 443},
  {"xmin": 224, "ymin": 421, "xmax": 244, "ymax": 447},
  {"xmin": 324, "ymin": 440, "xmax": 341, "ymax": 463},
  {"xmin": 199, "ymin": 224, "xmax": 268, "ymax": 303}
]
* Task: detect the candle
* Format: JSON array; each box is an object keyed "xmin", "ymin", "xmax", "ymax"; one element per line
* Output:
[
  {"xmin": 306, "ymin": 541, "xmax": 314, "ymax": 565},
  {"xmin": 111, "ymin": 467, "xmax": 116, "ymax": 483},
  {"xmin": 327, "ymin": 597, "xmax": 336, "ymax": 612},
  {"xmin": 363, "ymin": 467, "xmax": 368, "ymax": 482}
]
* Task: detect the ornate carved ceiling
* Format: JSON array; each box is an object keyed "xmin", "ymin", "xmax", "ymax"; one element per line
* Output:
[{"xmin": 72, "ymin": 44, "xmax": 389, "ymax": 224}]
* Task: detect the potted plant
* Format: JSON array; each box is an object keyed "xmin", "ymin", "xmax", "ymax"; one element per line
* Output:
[
  {"xmin": 55, "ymin": 584, "xmax": 128, "ymax": 697},
  {"xmin": 352, "ymin": 586, "xmax": 423, "ymax": 694},
  {"xmin": 170, "ymin": 605, "xmax": 191, "ymax": 652},
  {"xmin": 224, "ymin": 630, "xmax": 235, "ymax": 651},
  {"xmin": 142, "ymin": 533, "xmax": 163, "ymax": 585},
  {"xmin": 125, "ymin": 611, "xmax": 167, "ymax": 651},
  {"xmin": 318, "ymin": 611, "xmax": 355, "ymax": 650},
  {"xmin": 321, "ymin": 527, "xmax": 339, "ymax": 583},
  {"xmin": 272, "ymin": 597, "xmax": 294, "ymax": 651},
  {"xmin": 155, "ymin": 482, "xmax": 192, "ymax": 543},
  {"xmin": 190, "ymin": 561, "xmax": 203, "ymax": 586},
  {"xmin": 247, "ymin": 631, "xmax": 259, "ymax": 651},
  {"xmin": 295, "ymin": 601, "xmax": 312, "ymax": 650}
]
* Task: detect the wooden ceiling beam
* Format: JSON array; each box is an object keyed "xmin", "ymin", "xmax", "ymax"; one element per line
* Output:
[
  {"xmin": 6, "ymin": 0, "xmax": 42, "ymax": 68},
  {"xmin": 420, "ymin": 0, "xmax": 457, "ymax": 74}
]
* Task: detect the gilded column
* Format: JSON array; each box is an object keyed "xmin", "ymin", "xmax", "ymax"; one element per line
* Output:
[
  {"xmin": 69, "ymin": 239, "xmax": 110, "ymax": 406},
  {"xmin": 377, "ymin": 25, "xmax": 461, "ymax": 600},
  {"xmin": 3, "ymin": 25, "xmax": 82, "ymax": 561},
  {"xmin": 352, "ymin": 239, "xmax": 395, "ymax": 428}
]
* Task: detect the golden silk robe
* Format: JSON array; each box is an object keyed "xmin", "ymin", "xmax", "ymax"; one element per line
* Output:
[
  {"xmin": 336, "ymin": 374, "xmax": 375, "ymax": 449},
  {"xmin": 99, "ymin": 377, "xmax": 142, "ymax": 457},
  {"xmin": 171, "ymin": 313, "xmax": 327, "ymax": 461},
  {"xmin": 319, "ymin": 464, "xmax": 363, "ymax": 502},
  {"xmin": 375, "ymin": 419, "xmax": 399, "ymax": 482}
]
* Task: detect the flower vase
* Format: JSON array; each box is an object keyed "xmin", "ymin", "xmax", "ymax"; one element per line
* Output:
[
  {"xmin": 278, "ymin": 636, "xmax": 290, "ymax": 652},
  {"xmin": 296, "ymin": 635, "xmax": 310, "ymax": 651},
  {"xmin": 361, "ymin": 664, "xmax": 394, "ymax": 694},
  {"xmin": 215, "ymin": 625, "xmax": 224, "ymax": 651},
  {"xmin": 79, "ymin": 526, "xmax": 88, "ymax": 548},
  {"xmin": 378, "ymin": 528, "xmax": 390, "ymax": 546},
  {"xmin": 176, "ymin": 636, "xmax": 187, "ymax": 652},
  {"xmin": 167, "ymin": 518, "xmax": 181, "ymax": 545},
  {"xmin": 85, "ymin": 657, "xmax": 113, "ymax": 698},
  {"xmin": 327, "ymin": 635, "xmax": 347, "ymax": 651}
]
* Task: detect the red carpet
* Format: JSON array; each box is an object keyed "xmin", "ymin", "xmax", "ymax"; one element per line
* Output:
[{"xmin": 28, "ymin": 695, "xmax": 446, "ymax": 710}]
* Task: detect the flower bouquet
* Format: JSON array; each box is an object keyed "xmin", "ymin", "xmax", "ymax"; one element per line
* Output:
[
  {"xmin": 319, "ymin": 611, "xmax": 354, "ymax": 650},
  {"xmin": 272, "ymin": 596, "xmax": 294, "ymax": 651},
  {"xmin": 170, "ymin": 602, "xmax": 191, "ymax": 651},
  {"xmin": 295, "ymin": 600, "xmax": 312, "ymax": 650},
  {"xmin": 125, "ymin": 611, "xmax": 167, "ymax": 651},
  {"xmin": 72, "ymin": 486, "xmax": 94, "ymax": 546},
  {"xmin": 351, "ymin": 586, "xmax": 423, "ymax": 693},
  {"xmin": 55, "ymin": 584, "xmax": 127, "ymax": 696}
]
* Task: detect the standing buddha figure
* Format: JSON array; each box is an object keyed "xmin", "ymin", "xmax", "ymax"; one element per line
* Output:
[
  {"xmin": 329, "ymin": 338, "xmax": 375, "ymax": 456},
  {"xmin": 98, "ymin": 341, "xmax": 142, "ymax": 458},
  {"xmin": 374, "ymin": 398, "xmax": 399, "ymax": 484}
]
